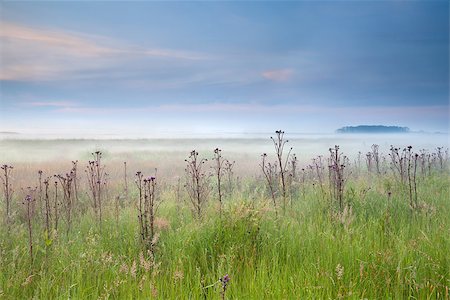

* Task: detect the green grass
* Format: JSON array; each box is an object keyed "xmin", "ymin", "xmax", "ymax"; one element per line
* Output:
[{"xmin": 1, "ymin": 174, "xmax": 449, "ymax": 299}]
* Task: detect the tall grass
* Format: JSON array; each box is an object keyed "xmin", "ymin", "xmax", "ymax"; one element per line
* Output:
[
  {"xmin": 0, "ymin": 172, "xmax": 449, "ymax": 299},
  {"xmin": 1, "ymin": 136, "xmax": 449, "ymax": 299}
]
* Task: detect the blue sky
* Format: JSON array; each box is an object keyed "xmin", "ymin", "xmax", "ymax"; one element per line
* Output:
[{"xmin": 0, "ymin": 1, "xmax": 448, "ymax": 135}]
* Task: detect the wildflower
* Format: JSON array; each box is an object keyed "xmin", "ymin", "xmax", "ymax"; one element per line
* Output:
[{"xmin": 220, "ymin": 274, "xmax": 230, "ymax": 288}]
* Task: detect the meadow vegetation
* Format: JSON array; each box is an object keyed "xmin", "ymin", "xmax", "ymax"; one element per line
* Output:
[{"xmin": 0, "ymin": 132, "xmax": 449, "ymax": 299}]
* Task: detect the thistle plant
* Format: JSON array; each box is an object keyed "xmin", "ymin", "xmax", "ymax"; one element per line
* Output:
[
  {"xmin": 86, "ymin": 151, "xmax": 106, "ymax": 230},
  {"xmin": 184, "ymin": 150, "xmax": 209, "ymax": 218},
  {"xmin": 271, "ymin": 130, "xmax": 293, "ymax": 213},
  {"xmin": 310, "ymin": 156, "xmax": 325, "ymax": 195},
  {"xmin": 287, "ymin": 153, "xmax": 298, "ymax": 207},
  {"xmin": 418, "ymin": 149, "xmax": 429, "ymax": 177},
  {"xmin": 357, "ymin": 151, "xmax": 362, "ymax": 175},
  {"xmin": 53, "ymin": 180, "xmax": 59, "ymax": 231},
  {"xmin": 43, "ymin": 177, "xmax": 52, "ymax": 238},
  {"xmin": 202, "ymin": 274, "xmax": 230, "ymax": 300},
  {"xmin": 405, "ymin": 146, "xmax": 419, "ymax": 210},
  {"xmin": 103, "ymin": 171, "xmax": 110, "ymax": 208},
  {"xmin": 135, "ymin": 172, "xmax": 161, "ymax": 253},
  {"xmin": 22, "ymin": 189, "xmax": 37, "ymax": 266},
  {"xmin": 371, "ymin": 144, "xmax": 381, "ymax": 174},
  {"xmin": 260, "ymin": 153, "xmax": 278, "ymax": 214},
  {"xmin": 328, "ymin": 145, "xmax": 348, "ymax": 212},
  {"xmin": 224, "ymin": 159, "xmax": 235, "ymax": 196},
  {"xmin": 219, "ymin": 274, "xmax": 230, "ymax": 300},
  {"xmin": 289, "ymin": 153, "xmax": 298, "ymax": 180},
  {"xmin": 135, "ymin": 171, "xmax": 145, "ymax": 242},
  {"xmin": 1, "ymin": 164, "xmax": 13, "ymax": 226},
  {"xmin": 212, "ymin": 148, "xmax": 230, "ymax": 215},
  {"xmin": 427, "ymin": 151, "xmax": 433, "ymax": 175},
  {"xmin": 38, "ymin": 170, "xmax": 43, "ymax": 219},
  {"xmin": 412, "ymin": 153, "xmax": 419, "ymax": 209},
  {"xmin": 390, "ymin": 145, "xmax": 421, "ymax": 210},
  {"xmin": 300, "ymin": 167, "xmax": 307, "ymax": 199},
  {"xmin": 436, "ymin": 147, "xmax": 446, "ymax": 171},
  {"xmin": 55, "ymin": 172, "xmax": 74, "ymax": 235},
  {"xmin": 144, "ymin": 176, "xmax": 160, "ymax": 253},
  {"xmin": 389, "ymin": 146, "xmax": 407, "ymax": 183},
  {"xmin": 71, "ymin": 160, "xmax": 79, "ymax": 206}
]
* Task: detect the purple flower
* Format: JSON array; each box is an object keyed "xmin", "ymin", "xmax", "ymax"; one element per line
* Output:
[
  {"xmin": 25, "ymin": 195, "xmax": 32, "ymax": 202},
  {"xmin": 220, "ymin": 274, "xmax": 230, "ymax": 288}
]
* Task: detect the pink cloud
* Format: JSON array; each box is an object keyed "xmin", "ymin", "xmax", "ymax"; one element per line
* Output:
[
  {"xmin": 0, "ymin": 21, "xmax": 208, "ymax": 81},
  {"xmin": 0, "ymin": 22, "xmax": 114, "ymax": 58},
  {"xmin": 261, "ymin": 69, "xmax": 294, "ymax": 82}
]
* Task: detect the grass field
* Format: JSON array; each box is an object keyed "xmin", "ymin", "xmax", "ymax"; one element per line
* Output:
[{"xmin": 0, "ymin": 136, "xmax": 449, "ymax": 299}]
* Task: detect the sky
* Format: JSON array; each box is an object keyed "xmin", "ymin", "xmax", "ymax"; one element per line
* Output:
[{"xmin": 0, "ymin": 1, "xmax": 449, "ymax": 136}]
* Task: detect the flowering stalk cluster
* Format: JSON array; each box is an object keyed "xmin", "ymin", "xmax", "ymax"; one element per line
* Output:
[
  {"xmin": 135, "ymin": 172, "xmax": 161, "ymax": 253},
  {"xmin": 220, "ymin": 274, "xmax": 230, "ymax": 300},
  {"xmin": 55, "ymin": 171, "xmax": 75, "ymax": 235},
  {"xmin": 1, "ymin": 164, "xmax": 13, "ymax": 226},
  {"xmin": 212, "ymin": 148, "xmax": 233, "ymax": 215},
  {"xmin": 86, "ymin": 151, "xmax": 106, "ymax": 230},
  {"xmin": 260, "ymin": 130, "xmax": 294, "ymax": 215},
  {"xmin": 328, "ymin": 145, "xmax": 348, "ymax": 212},
  {"xmin": 185, "ymin": 150, "xmax": 210, "ymax": 218},
  {"xmin": 22, "ymin": 189, "xmax": 36, "ymax": 266},
  {"xmin": 260, "ymin": 153, "xmax": 278, "ymax": 214}
]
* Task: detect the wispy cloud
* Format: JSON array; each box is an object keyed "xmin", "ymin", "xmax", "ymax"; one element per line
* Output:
[
  {"xmin": 0, "ymin": 22, "xmax": 114, "ymax": 58},
  {"xmin": 0, "ymin": 21, "xmax": 208, "ymax": 81},
  {"xmin": 25, "ymin": 101, "xmax": 78, "ymax": 108},
  {"xmin": 261, "ymin": 69, "xmax": 294, "ymax": 82}
]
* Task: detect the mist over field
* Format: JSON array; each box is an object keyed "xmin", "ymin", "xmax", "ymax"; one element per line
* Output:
[
  {"xmin": 2, "ymin": 131, "xmax": 447, "ymax": 191},
  {"xmin": 1, "ymin": 132, "xmax": 447, "ymax": 162}
]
